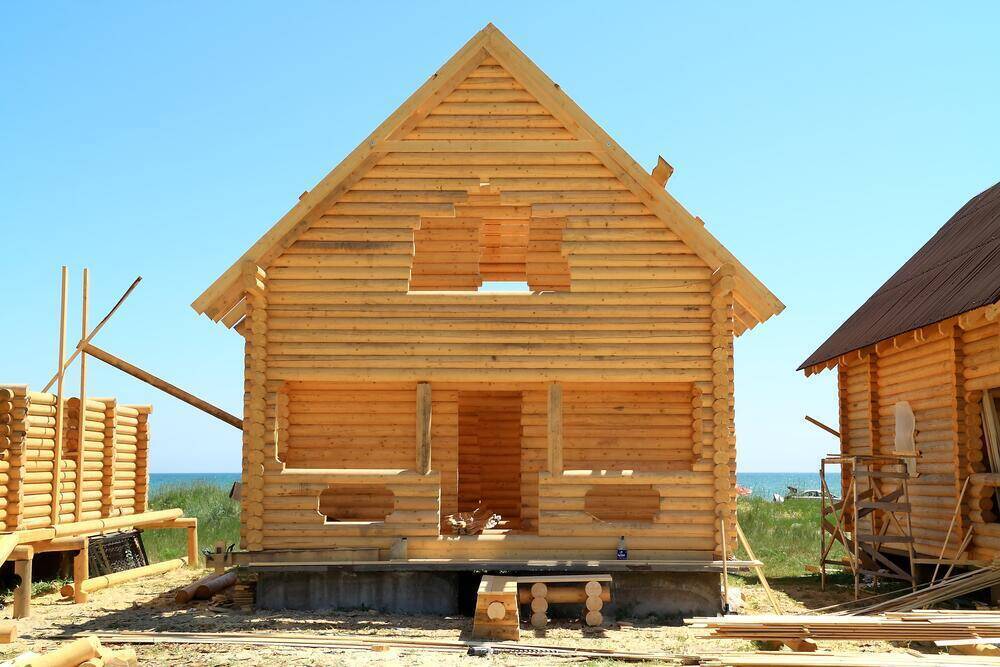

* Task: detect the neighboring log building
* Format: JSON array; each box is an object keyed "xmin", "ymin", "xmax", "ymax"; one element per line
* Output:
[
  {"xmin": 801, "ymin": 181, "xmax": 1000, "ymax": 562},
  {"xmin": 193, "ymin": 25, "xmax": 782, "ymax": 565}
]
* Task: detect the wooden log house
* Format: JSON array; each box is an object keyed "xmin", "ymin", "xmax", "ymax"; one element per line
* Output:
[
  {"xmin": 801, "ymin": 181, "xmax": 1000, "ymax": 563},
  {"xmin": 193, "ymin": 24, "xmax": 783, "ymax": 566}
]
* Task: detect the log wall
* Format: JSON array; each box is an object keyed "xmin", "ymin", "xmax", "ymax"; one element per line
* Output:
[
  {"xmin": 829, "ymin": 305, "xmax": 1000, "ymax": 561},
  {"xmin": 0, "ymin": 385, "xmax": 151, "ymax": 532},
  {"xmin": 235, "ymin": 53, "xmax": 743, "ymax": 560}
]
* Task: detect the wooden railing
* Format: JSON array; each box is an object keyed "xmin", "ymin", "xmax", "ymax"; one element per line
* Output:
[
  {"xmin": 264, "ymin": 468, "xmax": 442, "ymax": 538},
  {"xmin": 536, "ymin": 470, "xmax": 715, "ymax": 548}
]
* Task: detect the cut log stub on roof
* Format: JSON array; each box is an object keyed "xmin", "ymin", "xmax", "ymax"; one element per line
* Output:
[{"xmin": 651, "ymin": 156, "xmax": 673, "ymax": 188}]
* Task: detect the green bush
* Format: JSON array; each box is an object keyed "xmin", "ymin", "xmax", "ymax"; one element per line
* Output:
[{"xmin": 142, "ymin": 482, "xmax": 241, "ymax": 565}]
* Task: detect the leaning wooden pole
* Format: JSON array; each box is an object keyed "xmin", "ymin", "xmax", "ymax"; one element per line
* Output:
[
  {"xmin": 74, "ymin": 267, "xmax": 89, "ymax": 522},
  {"xmin": 80, "ymin": 343, "xmax": 242, "ymax": 429},
  {"xmin": 51, "ymin": 267, "xmax": 69, "ymax": 527},
  {"xmin": 42, "ymin": 276, "xmax": 142, "ymax": 393}
]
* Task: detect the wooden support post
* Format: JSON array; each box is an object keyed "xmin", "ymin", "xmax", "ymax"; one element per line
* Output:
[
  {"xmin": 73, "ymin": 539, "xmax": 89, "ymax": 604},
  {"xmin": 51, "ymin": 266, "xmax": 69, "ymax": 527},
  {"xmin": 42, "ymin": 276, "xmax": 142, "ymax": 393},
  {"xmin": 187, "ymin": 521, "xmax": 200, "ymax": 566},
  {"xmin": 416, "ymin": 382, "xmax": 432, "ymax": 474},
  {"xmin": 548, "ymin": 383, "xmax": 563, "ymax": 475},
  {"xmin": 711, "ymin": 264, "xmax": 736, "ymax": 559},
  {"xmin": 80, "ymin": 343, "xmax": 242, "ymax": 429},
  {"xmin": 242, "ymin": 262, "xmax": 267, "ymax": 551},
  {"xmin": 13, "ymin": 549, "xmax": 33, "ymax": 619},
  {"xmin": 75, "ymin": 267, "xmax": 89, "ymax": 523},
  {"xmin": 212, "ymin": 541, "xmax": 226, "ymax": 574}
]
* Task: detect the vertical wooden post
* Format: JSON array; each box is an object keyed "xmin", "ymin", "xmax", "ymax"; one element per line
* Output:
[
  {"xmin": 242, "ymin": 262, "xmax": 267, "ymax": 552},
  {"xmin": 13, "ymin": 548, "xmax": 33, "ymax": 618},
  {"xmin": 710, "ymin": 264, "xmax": 735, "ymax": 559},
  {"xmin": 187, "ymin": 522, "xmax": 200, "ymax": 567},
  {"xmin": 73, "ymin": 540, "xmax": 89, "ymax": 604},
  {"xmin": 51, "ymin": 266, "xmax": 69, "ymax": 527},
  {"xmin": 74, "ymin": 268, "xmax": 89, "ymax": 522},
  {"xmin": 548, "ymin": 383, "xmax": 563, "ymax": 474},
  {"xmin": 416, "ymin": 382, "xmax": 432, "ymax": 474}
]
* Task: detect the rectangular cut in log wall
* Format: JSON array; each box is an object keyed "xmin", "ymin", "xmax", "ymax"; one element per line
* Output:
[{"xmin": 0, "ymin": 385, "xmax": 151, "ymax": 532}]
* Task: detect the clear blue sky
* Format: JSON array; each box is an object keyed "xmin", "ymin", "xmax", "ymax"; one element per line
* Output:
[{"xmin": 2, "ymin": 3, "xmax": 998, "ymax": 472}]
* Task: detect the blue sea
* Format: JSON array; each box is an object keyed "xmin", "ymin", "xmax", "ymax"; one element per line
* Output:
[{"xmin": 149, "ymin": 471, "xmax": 837, "ymax": 500}]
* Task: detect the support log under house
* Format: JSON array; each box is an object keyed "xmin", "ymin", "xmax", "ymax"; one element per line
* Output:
[{"xmin": 192, "ymin": 24, "xmax": 782, "ymax": 611}]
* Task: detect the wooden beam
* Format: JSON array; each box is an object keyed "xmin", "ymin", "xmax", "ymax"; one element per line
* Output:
[
  {"xmin": 42, "ymin": 276, "xmax": 142, "ymax": 392},
  {"xmin": 548, "ymin": 383, "xmax": 563, "ymax": 474},
  {"xmin": 51, "ymin": 266, "xmax": 69, "ymax": 527},
  {"xmin": 375, "ymin": 140, "xmax": 600, "ymax": 153},
  {"xmin": 81, "ymin": 343, "xmax": 242, "ymax": 429},
  {"xmin": 805, "ymin": 415, "xmax": 840, "ymax": 438},
  {"xmin": 416, "ymin": 382, "xmax": 432, "ymax": 474}
]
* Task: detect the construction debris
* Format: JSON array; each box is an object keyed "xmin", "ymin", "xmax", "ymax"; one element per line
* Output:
[
  {"xmin": 444, "ymin": 507, "xmax": 501, "ymax": 535},
  {"xmin": 8, "ymin": 635, "xmax": 138, "ymax": 667},
  {"xmin": 849, "ymin": 565, "xmax": 1000, "ymax": 615},
  {"xmin": 64, "ymin": 631, "xmax": 1000, "ymax": 665},
  {"xmin": 687, "ymin": 609, "xmax": 1000, "ymax": 643}
]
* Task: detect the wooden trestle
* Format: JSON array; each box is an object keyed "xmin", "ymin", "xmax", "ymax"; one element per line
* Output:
[{"xmin": 820, "ymin": 455, "xmax": 917, "ymax": 598}]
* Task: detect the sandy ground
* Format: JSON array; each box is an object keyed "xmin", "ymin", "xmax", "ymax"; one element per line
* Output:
[{"xmin": 0, "ymin": 568, "xmax": 943, "ymax": 666}]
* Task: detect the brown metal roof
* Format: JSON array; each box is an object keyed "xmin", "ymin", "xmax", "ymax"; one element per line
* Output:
[{"xmin": 799, "ymin": 181, "xmax": 1000, "ymax": 371}]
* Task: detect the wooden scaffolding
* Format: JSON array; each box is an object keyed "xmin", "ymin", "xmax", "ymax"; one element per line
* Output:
[{"xmin": 820, "ymin": 454, "xmax": 917, "ymax": 597}]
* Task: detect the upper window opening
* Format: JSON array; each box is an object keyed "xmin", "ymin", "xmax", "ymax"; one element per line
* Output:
[
  {"xmin": 407, "ymin": 192, "xmax": 570, "ymax": 293},
  {"xmin": 478, "ymin": 281, "xmax": 531, "ymax": 293}
]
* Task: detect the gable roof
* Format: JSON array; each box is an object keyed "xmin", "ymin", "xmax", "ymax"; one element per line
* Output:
[
  {"xmin": 800, "ymin": 181, "xmax": 1000, "ymax": 371},
  {"xmin": 192, "ymin": 23, "xmax": 783, "ymax": 330}
]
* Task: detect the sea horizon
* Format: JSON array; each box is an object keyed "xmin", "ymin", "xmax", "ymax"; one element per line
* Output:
[{"xmin": 149, "ymin": 471, "xmax": 840, "ymax": 500}]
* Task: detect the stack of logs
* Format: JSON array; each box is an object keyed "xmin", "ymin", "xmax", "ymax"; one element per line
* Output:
[
  {"xmin": 517, "ymin": 577, "xmax": 610, "ymax": 628},
  {"xmin": 0, "ymin": 384, "xmax": 152, "ymax": 532}
]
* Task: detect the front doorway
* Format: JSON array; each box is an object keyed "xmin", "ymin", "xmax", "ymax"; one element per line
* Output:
[{"xmin": 457, "ymin": 391, "xmax": 523, "ymax": 530}]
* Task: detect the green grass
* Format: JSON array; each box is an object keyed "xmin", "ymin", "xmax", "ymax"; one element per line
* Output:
[
  {"xmin": 143, "ymin": 482, "xmax": 241, "ymax": 565},
  {"xmin": 734, "ymin": 496, "xmax": 845, "ymax": 579}
]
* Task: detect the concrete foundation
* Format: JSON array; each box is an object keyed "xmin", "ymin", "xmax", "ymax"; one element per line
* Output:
[
  {"xmin": 254, "ymin": 566, "xmax": 721, "ymax": 618},
  {"xmin": 257, "ymin": 569, "xmax": 462, "ymax": 614}
]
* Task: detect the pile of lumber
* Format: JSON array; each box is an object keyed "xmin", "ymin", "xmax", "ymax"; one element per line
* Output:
[
  {"xmin": 11, "ymin": 635, "xmax": 137, "ymax": 666},
  {"xmin": 175, "ymin": 571, "xmax": 237, "ymax": 604},
  {"xmin": 73, "ymin": 631, "xmax": 1000, "ymax": 664},
  {"xmin": 687, "ymin": 610, "xmax": 1000, "ymax": 643},
  {"xmin": 445, "ymin": 507, "xmax": 501, "ymax": 535},
  {"xmin": 849, "ymin": 566, "xmax": 1000, "ymax": 614}
]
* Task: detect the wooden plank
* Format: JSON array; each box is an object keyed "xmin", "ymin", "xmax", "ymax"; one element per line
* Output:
[
  {"xmin": 547, "ymin": 383, "xmax": 563, "ymax": 474},
  {"xmin": 416, "ymin": 382, "xmax": 432, "ymax": 474}
]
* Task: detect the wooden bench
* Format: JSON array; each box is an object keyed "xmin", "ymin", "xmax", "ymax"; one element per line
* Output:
[{"xmin": 515, "ymin": 574, "xmax": 612, "ymax": 629}]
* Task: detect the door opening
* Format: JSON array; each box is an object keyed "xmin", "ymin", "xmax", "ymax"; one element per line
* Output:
[{"xmin": 457, "ymin": 391, "xmax": 523, "ymax": 531}]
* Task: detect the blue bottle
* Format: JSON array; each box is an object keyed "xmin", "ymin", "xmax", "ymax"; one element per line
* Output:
[{"xmin": 616, "ymin": 535, "xmax": 627, "ymax": 560}]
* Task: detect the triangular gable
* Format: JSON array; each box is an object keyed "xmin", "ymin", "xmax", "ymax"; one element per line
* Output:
[{"xmin": 192, "ymin": 24, "xmax": 783, "ymax": 331}]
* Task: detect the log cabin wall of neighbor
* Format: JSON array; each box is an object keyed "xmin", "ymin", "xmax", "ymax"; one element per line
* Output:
[
  {"xmin": 811, "ymin": 305, "xmax": 1000, "ymax": 562},
  {"xmin": 194, "ymin": 25, "xmax": 783, "ymax": 564},
  {"xmin": 803, "ymin": 180, "xmax": 1000, "ymax": 568}
]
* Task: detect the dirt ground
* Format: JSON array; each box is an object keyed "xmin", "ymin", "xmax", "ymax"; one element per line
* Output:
[{"xmin": 0, "ymin": 568, "xmax": 945, "ymax": 665}]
